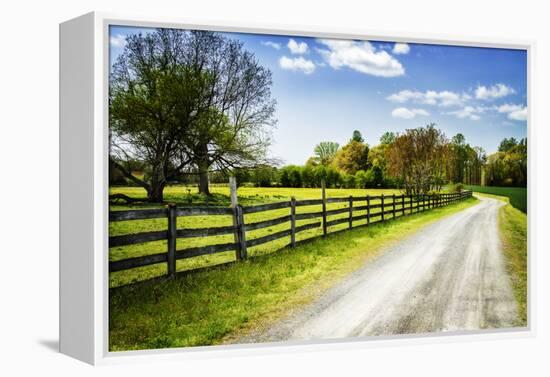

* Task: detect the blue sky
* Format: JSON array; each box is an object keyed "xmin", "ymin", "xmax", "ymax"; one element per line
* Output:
[{"xmin": 110, "ymin": 26, "xmax": 527, "ymax": 165}]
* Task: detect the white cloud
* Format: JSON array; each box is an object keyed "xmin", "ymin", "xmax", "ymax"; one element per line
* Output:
[
  {"xmin": 110, "ymin": 34, "xmax": 126, "ymax": 47},
  {"xmin": 497, "ymin": 103, "xmax": 523, "ymax": 113},
  {"xmin": 475, "ymin": 83, "xmax": 515, "ymax": 100},
  {"xmin": 261, "ymin": 41, "xmax": 281, "ymax": 50},
  {"xmin": 386, "ymin": 90, "xmax": 424, "ymax": 103},
  {"xmin": 279, "ymin": 56, "xmax": 316, "ymax": 74},
  {"xmin": 392, "ymin": 43, "xmax": 410, "ymax": 55},
  {"xmin": 287, "ymin": 38, "xmax": 309, "ymax": 54},
  {"xmin": 391, "ymin": 107, "xmax": 430, "ymax": 119},
  {"xmin": 317, "ymin": 39, "xmax": 405, "ymax": 77},
  {"xmin": 387, "ymin": 89, "xmax": 467, "ymax": 107},
  {"xmin": 509, "ymin": 110, "xmax": 527, "ymax": 121},
  {"xmin": 446, "ymin": 106, "xmax": 486, "ymax": 121},
  {"xmin": 497, "ymin": 103, "xmax": 527, "ymax": 121}
]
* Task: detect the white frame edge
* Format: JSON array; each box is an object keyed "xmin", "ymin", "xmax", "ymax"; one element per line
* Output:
[{"xmin": 59, "ymin": 10, "xmax": 536, "ymax": 365}]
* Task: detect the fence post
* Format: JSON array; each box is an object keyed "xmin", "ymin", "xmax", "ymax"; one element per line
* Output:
[
  {"xmin": 392, "ymin": 194, "xmax": 396, "ymax": 219},
  {"xmin": 321, "ymin": 179, "xmax": 327, "ymax": 236},
  {"xmin": 290, "ymin": 197, "xmax": 296, "ymax": 247},
  {"xmin": 167, "ymin": 203, "xmax": 177, "ymax": 277},
  {"xmin": 234, "ymin": 204, "xmax": 247, "ymax": 260},
  {"xmin": 410, "ymin": 194, "xmax": 413, "ymax": 214},
  {"xmin": 229, "ymin": 176, "xmax": 243, "ymax": 261},
  {"xmin": 366, "ymin": 194, "xmax": 371, "ymax": 226},
  {"xmin": 381, "ymin": 194, "xmax": 385, "ymax": 221},
  {"xmin": 348, "ymin": 196, "xmax": 354, "ymax": 230},
  {"xmin": 402, "ymin": 194, "xmax": 405, "ymax": 216}
]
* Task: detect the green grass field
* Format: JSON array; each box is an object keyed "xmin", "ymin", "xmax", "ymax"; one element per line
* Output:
[
  {"xmin": 109, "ymin": 186, "xmax": 405, "ymax": 287},
  {"xmin": 110, "ymin": 185, "xmax": 403, "ymax": 208},
  {"xmin": 109, "ymin": 197, "xmax": 478, "ymax": 351},
  {"xmin": 476, "ymin": 192, "xmax": 528, "ymax": 325},
  {"xmin": 466, "ymin": 185, "xmax": 527, "ymax": 213}
]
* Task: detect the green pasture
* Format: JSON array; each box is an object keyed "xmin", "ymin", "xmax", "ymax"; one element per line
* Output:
[
  {"xmin": 467, "ymin": 185, "xmax": 527, "ymax": 213},
  {"xmin": 109, "ymin": 186, "xmax": 406, "ymax": 287}
]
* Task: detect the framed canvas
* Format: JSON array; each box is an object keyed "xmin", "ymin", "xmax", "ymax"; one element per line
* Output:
[{"xmin": 59, "ymin": 11, "xmax": 534, "ymax": 365}]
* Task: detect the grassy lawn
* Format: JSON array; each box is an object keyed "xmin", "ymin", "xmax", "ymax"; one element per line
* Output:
[
  {"xmin": 109, "ymin": 197, "xmax": 478, "ymax": 351},
  {"xmin": 477, "ymin": 192, "xmax": 528, "ymax": 326},
  {"xmin": 467, "ymin": 185, "xmax": 527, "ymax": 213},
  {"xmin": 109, "ymin": 186, "xmax": 405, "ymax": 287}
]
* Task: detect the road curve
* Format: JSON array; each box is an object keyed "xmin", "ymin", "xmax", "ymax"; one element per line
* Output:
[{"xmin": 242, "ymin": 196, "xmax": 519, "ymax": 343}]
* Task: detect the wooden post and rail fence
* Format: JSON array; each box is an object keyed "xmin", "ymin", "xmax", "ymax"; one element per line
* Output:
[{"xmin": 109, "ymin": 185, "xmax": 472, "ymax": 278}]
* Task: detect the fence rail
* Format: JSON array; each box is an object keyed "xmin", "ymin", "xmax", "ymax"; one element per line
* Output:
[{"xmin": 109, "ymin": 190, "xmax": 472, "ymax": 276}]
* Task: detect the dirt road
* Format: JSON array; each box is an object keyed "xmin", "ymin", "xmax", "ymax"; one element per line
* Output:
[{"xmin": 244, "ymin": 196, "xmax": 519, "ymax": 343}]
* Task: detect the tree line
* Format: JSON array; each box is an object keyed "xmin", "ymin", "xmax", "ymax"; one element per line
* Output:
[
  {"xmin": 232, "ymin": 127, "xmax": 526, "ymax": 195},
  {"xmin": 485, "ymin": 137, "xmax": 527, "ymax": 187}
]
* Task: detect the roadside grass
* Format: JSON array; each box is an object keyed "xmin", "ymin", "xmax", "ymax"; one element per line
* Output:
[
  {"xmin": 109, "ymin": 197, "xmax": 478, "ymax": 351},
  {"xmin": 476, "ymin": 192, "xmax": 527, "ymax": 326},
  {"xmin": 109, "ymin": 186, "xmax": 403, "ymax": 287},
  {"xmin": 467, "ymin": 185, "xmax": 526, "ymax": 213}
]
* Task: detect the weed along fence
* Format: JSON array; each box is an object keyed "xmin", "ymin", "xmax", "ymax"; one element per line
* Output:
[{"xmin": 109, "ymin": 187, "xmax": 472, "ymax": 280}]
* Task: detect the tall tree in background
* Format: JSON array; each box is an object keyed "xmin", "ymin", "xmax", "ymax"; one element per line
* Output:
[
  {"xmin": 447, "ymin": 133, "xmax": 467, "ymax": 184},
  {"xmin": 486, "ymin": 137, "xmax": 527, "ymax": 186},
  {"xmin": 498, "ymin": 137, "xmax": 519, "ymax": 152},
  {"xmin": 368, "ymin": 144, "xmax": 390, "ymax": 187},
  {"xmin": 313, "ymin": 141, "xmax": 340, "ymax": 166},
  {"xmin": 333, "ymin": 131, "xmax": 370, "ymax": 174},
  {"xmin": 351, "ymin": 130, "xmax": 364, "ymax": 143},
  {"xmin": 379, "ymin": 131, "xmax": 398, "ymax": 145},
  {"xmin": 386, "ymin": 124, "xmax": 448, "ymax": 194}
]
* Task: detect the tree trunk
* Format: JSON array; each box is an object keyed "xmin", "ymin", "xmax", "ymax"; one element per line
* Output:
[
  {"xmin": 195, "ymin": 141, "xmax": 211, "ymax": 195},
  {"xmin": 147, "ymin": 169, "xmax": 166, "ymax": 203},
  {"xmin": 147, "ymin": 182, "xmax": 165, "ymax": 203},
  {"xmin": 198, "ymin": 170, "xmax": 210, "ymax": 195}
]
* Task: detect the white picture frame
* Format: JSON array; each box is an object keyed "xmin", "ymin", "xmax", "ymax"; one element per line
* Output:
[{"xmin": 59, "ymin": 11, "xmax": 536, "ymax": 365}]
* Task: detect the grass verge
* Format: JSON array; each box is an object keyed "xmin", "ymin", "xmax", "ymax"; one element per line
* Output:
[
  {"xmin": 477, "ymin": 192, "xmax": 527, "ymax": 325},
  {"xmin": 109, "ymin": 197, "xmax": 478, "ymax": 351}
]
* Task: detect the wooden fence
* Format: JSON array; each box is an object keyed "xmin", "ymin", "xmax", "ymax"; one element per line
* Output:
[{"xmin": 109, "ymin": 190, "xmax": 472, "ymax": 276}]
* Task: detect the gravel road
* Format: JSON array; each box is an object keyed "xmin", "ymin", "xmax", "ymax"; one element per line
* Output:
[{"xmin": 241, "ymin": 196, "xmax": 519, "ymax": 343}]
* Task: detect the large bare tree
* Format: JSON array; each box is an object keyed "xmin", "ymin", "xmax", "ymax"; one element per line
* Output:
[
  {"xmin": 176, "ymin": 31, "xmax": 276, "ymax": 195},
  {"xmin": 109, "ymin": 29, "xmax": 276, "ymax": 200}
]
